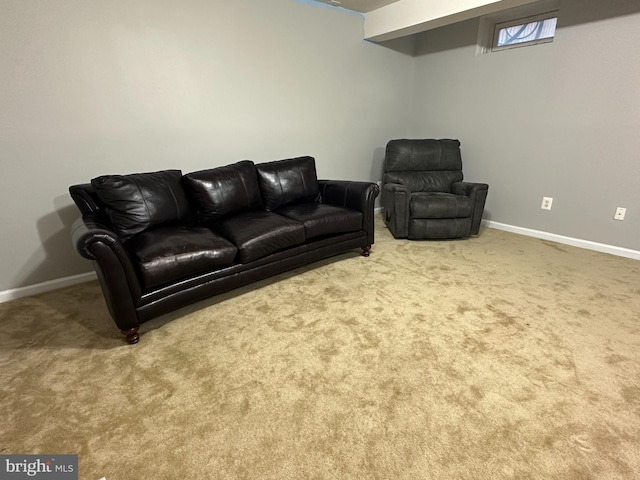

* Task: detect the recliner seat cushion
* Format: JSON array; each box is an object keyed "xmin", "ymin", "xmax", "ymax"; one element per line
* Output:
[
  {"xmin": 213, "ymin": 211, "xmax": 306, "ymax": 263},
  {"xmin": 255, "ymin": 156, "xmax": 320, "ymax": 211},
  {"xmin": 410, "ymin": 192, "xmax": 472, "ymax": 219},
  {"xmin": 91, "ymin": 170, "xmax": 191, "ymax": 241},
  {"xmin": 182, "ymin": 160, "xmax": 262, "ymax": 224},
  {"xmin": 127, "ymin": 226, "xmax": 238, "ymax": 289},
  {"xmin": 276, "ymin": 203, "xmax": 362, "ymax": 240}
]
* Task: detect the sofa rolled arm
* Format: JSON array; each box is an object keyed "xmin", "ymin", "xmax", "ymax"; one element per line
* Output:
[
  {"xmin": 72, "ymin": 215, "xmax": 120, "ymax": 260},
  {"xmin": 318, "ymin": 180, "xmax": 380, "ymax": 247},
  {"xmin": 452, "ymin": 181, "xmax": 489, "ymax": 235},
  {"xmin": 318, "ymin": 180, "xmax": 379, "ymax": 211},
  {"xmin": 71, "ymin": 215, "xmax": 143, "ymax": 338},
  {"xmin": 382, "ymin": 182, "xmax": 410, "ymax": 239}
]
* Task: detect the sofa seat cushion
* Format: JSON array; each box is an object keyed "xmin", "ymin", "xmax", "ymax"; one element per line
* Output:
[
  {"xmin": 182, "ymin": 161, "xmax": 262, "ymax": 224},
  {"xmin": 127, "ymin": 226, "xmax": 238, "ymax": 289},
  {"xmin": 255, "ymin": 156, "xmax": 320, "ymax": 211},
  {"xmin": 276, "ymin": 203, "xmax": 362, "ymax": 240},
  {"xmin": 213, "ymin": 211, "xmax": 305, "ymax": 263},
  {"xmin": 91, "ymin": 170, "xmax": 191, "ymax": 241},
  {"xmin": 410, "ymin": 192, "xmax": 472, "ymax": 219}
]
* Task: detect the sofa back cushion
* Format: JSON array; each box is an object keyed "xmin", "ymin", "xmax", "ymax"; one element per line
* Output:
[
  {"xmin": 255, "ymin": 156, "xmax": 320, "ymax": 211},
  {"xmin": 91, "ymin": 169, "xmax": 191, "ymax": 241},
  {"xmin": 182, "ymin": 160, "xmax": 262, "ymax": 224}
]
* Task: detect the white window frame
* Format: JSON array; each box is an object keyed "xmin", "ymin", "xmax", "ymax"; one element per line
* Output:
[
  {"xmin": 476, "ymin": 0, "xmax": 560, "ymax": 56},
  {"xmin": 491, "ymin": 10, "xmax": 559, "ymax": 52}
]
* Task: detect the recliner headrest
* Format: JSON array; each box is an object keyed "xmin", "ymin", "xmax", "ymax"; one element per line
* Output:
[{"xmin": 385, "ymin": 139, "xmax": 462, "ymax": 172}]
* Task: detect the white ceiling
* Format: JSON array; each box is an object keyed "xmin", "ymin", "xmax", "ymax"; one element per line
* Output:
[{"xmin": 314, "ymin": 0, "xmax": 401, "ymax": 13}]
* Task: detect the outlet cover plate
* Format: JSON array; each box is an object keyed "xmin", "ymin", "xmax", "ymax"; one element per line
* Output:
[{"xmin": 614, "ymin": 207, "xmax": 626, "ymax": 220}]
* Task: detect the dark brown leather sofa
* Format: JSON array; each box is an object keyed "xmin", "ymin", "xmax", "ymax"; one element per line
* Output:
[{"xmin": 70, "ymin": 156, "xmax": 379, "ymax": 344}]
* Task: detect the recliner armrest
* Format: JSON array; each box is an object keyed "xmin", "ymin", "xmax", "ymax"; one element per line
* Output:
[
  {"xmin": 381, "ymin": 182, "xmax": 411, "ymax": 239},
  {"xmin": 382, "ymin": 182, "xmax": 410, "ymax": 199},
  {"xmin": 452, "ymin": 181, "xmax": 488, "ymax": 198},
  {"xmin": 452, "ymin": 181, "xmax": 489, "ymax": 235}
]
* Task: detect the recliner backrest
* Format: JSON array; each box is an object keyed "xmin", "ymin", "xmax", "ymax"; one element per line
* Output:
[{"xmin": 383, "ymin": 139, "xmax": 463, "ymax": 192}]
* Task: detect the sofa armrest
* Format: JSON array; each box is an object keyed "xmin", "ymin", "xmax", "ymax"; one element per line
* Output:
[
  {"xmin": 71, "ymin": 215, "xmax": 143, "ymax": 332},
  {"xmin": 318, "ymin": 180, "xmax": 379, "ymax": 211},
  {"xmin": 452, "ymin": 181, "xmax": 489, "ymax": 235},
  {"xmin": 381, "ymin": 182, "xmax": 411, "ymax": 239},
  {"xmin": 72, "ymin": 215, "xmax": 121, "ymax": 260},
  {"xmin": 317, "ymin": 180, "xmax": 380, "ymax": 246}
]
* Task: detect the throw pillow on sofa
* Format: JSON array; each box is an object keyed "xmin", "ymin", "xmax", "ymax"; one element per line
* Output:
[
  {"xmin": 255, "ymin": 156, "xmax": 320, "ymax": 211},
  {"xmin": 91, "ymin": 169, "xmax": 191, "ymax": 241},
  {"xmin": 182, "ymin": 160, "xmax": 263, "ymax": 224}
]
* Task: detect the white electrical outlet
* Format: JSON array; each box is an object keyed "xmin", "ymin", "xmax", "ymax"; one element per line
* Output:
[
  {"xmin": 541, "ymin": 197, "xmax": 553, "ymax": 210},
  {"xmin": 614, "ymin": 207, "xmax": 626, "ymax": 221}
]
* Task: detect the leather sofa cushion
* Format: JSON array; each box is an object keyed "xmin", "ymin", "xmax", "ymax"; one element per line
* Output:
[
  {"xmin": 182, "ymin": 161, "xmax": 262, "ymax": 224},
  {"xmin": 127, "ymin": 226, "xmax": 238, "ymax": 289},
  {"xmin": 255, "ymin": 156, "xmax": 320, "ymax": 211},
  {"xmin": 91, "ymin": 170, "xmax": 191, "ymax": 241},
  {"xmin": 276, "ymin": 203, "xmax": 362, "ymax": 240},
  {"xmin": 410, "ymin": 192, "xmax": 472, "ymax": 219},
  {"xmin": 213, "ymin": 211, "xmax": 305, "ymax": 263}
]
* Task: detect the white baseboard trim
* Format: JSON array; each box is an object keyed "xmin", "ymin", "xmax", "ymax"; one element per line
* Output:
[
  {"xmin": 0, "ymin": 272, "xmax": 97, "ymax": 304},
  {"xmin": 484, "ymin": 220, "xmax": 640, "ymax": 260},
  {"xmin": 377, "ymin": 209, "xmax": 639, "ymax": 259}
]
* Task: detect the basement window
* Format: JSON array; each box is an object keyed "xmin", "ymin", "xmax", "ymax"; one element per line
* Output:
[
  {"xmin": 476, "ymin": 2, "xmax": 560, "ymax": 55},
  {"xmin": 492, "ymin": 11, "xmax": 558, "ymax": 52}
]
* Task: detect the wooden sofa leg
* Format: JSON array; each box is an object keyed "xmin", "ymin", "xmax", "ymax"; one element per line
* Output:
[
  {"xmin": 121, "ymin": 327, "xmax": 140, "ymax": 345},
  {"xmin": 361, "ymin": 245, "xmax": 371, "ymax": 257}
]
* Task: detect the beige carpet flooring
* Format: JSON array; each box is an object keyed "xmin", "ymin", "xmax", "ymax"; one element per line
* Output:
[{"xmin": 1, "ymin": 218, "xmax": 640, "ymax": 480}]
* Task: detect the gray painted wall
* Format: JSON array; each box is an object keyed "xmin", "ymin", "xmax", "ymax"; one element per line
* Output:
[
  {"xmin": 2, "ymin": 0, "xmax": 639, "ymax": 295},
  {"xmin": 411, "ymin": 0, "xmax": 640, "ymax": 250},
  {"xmin": 0, "ymin": 0, "xmax": 414, "ymax": 292}
]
